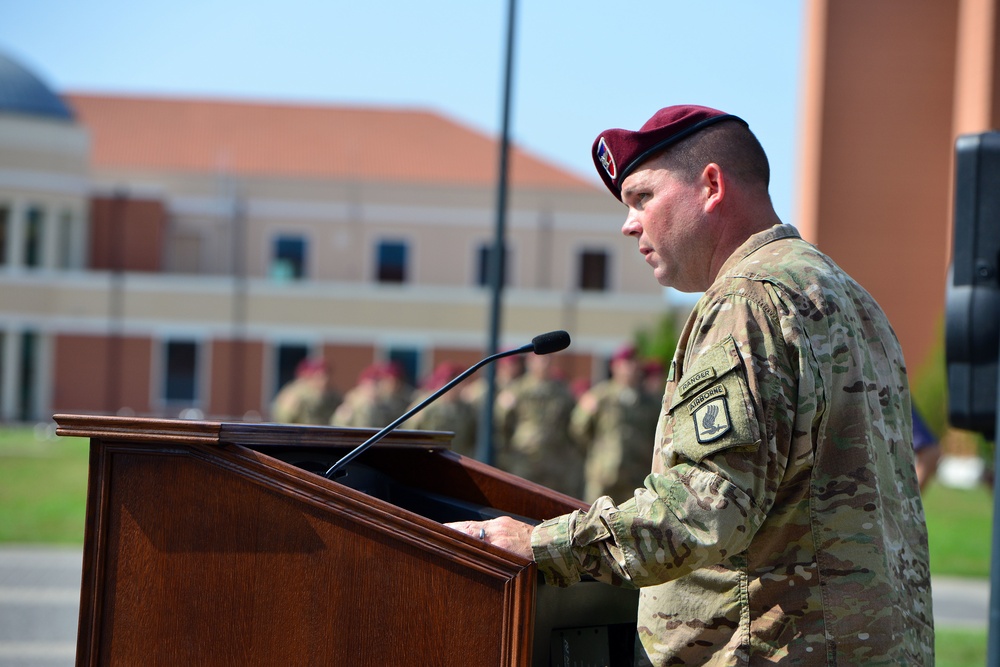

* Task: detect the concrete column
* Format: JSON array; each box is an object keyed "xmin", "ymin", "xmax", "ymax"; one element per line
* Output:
[
  {"xmin": 32, "ymin": 331, "xmax": 52, "ymax": 423},
  {"xmin": 953, "ymin": 0, "xmax": 999, "ymax": 135},
  {"xmin": 72, "ymin": 206, "xmax": 89, "ymax": 270},
  {"xmin": 0, "ymin": 328, "xmax": 21, "ymax": 421},
  {"xmin": 5, "ymin": 199, "xmax": 25, "ymax": 269},
  {"xmin": 41, "ymin": 204, "xmax": 59, "ymax": 270}
]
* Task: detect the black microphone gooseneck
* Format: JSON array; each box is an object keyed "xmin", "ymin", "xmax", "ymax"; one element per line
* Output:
[{"xmin": 322, "ymin": 330, "xmax": 570, "ymax": 480}]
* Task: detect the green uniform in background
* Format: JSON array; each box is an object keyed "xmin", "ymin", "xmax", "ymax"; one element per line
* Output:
[
  {"xmin": 572, "ymin": 376, "xmax": 661, "ymax": 503},
  {"xmin": 496, "ymin": 361, "xmax": 581, "ymax": 498}
]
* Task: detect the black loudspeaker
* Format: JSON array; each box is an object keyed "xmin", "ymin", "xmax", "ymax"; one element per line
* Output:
[{"xmin": 946, "ymin": 131, "xmax": 1000, "ymax": 440}]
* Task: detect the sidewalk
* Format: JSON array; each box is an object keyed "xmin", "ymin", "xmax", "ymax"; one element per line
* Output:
[
  {"xmin": 932, "ymin": 574, "xmax": 991, "ymax": 628},
  {"xmin": 0, "ymin": 546, "xmax": 989, "ymax": 666}
]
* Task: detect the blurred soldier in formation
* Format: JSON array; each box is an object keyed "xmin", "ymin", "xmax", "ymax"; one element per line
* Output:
[
  {"xmin": 270, "ymin": 357, "xmax": 343, "ymax": 425},
  {"xmin": 495, "ymin": 354, "xmax": 582, "ymax": 497},
  {"xmin": 373, "ymin": 360, "xmax": 414, "ymax": 426},
  {"xmin": 403, "ymin": 362, "xmax": 478, "ymax": 457},
  {"xmin": 462, "ymin": 353, "xmax": 525, "ymax": 454},
  {"xmin": 571, "ymin": 345, "xmax": 662, "ymax": 502},
  {"xmin": 462, "ymin": 354, "xmax": 524, "ymax": 413},
  {"xmin": 330, "ymin": 363, "xmax": 382, "ymax": 427},
  {"xmin": 642, "ymin": 358, "xmax": 667, "ymax": 397},
  {"xmin": 331, "ymin": 361, "xmax": 413, "ymax": 428}
]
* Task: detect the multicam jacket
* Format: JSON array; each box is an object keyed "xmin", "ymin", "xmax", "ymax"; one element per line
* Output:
[
  {"xmin": 571, "ymin": 379, "xmax": 661, "ymax": 503},
  {"xmin": 496, "ymin": 374, "xmax": 582, "ymax": 498},
  {"xmin": 531, "ymin": 225, "xmax": 933, "ymax": 666}
]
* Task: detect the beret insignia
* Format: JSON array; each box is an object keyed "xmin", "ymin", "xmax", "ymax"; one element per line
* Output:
[{"xmin": 596, "ymin": 136, "xmax": 616, "ymax": 180}]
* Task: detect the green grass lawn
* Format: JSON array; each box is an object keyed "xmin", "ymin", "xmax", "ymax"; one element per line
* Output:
[
  {"xmin": 0, "ymin": 424, "xmax": 993, "ymax": 662},
  {"xmin": 0, "ymin": 425, "xmax": 89, "ymax": 544},
  {"xmin": 922, "ymin": 480, "xmax": 992, "ymax": 665},
  {"xmin": 936, "ymin": 627, "xmax": 989, "ymax": 667},
  {"xmin": 923, "ymin": 480, "xmax": 993, "ymax": 578}
]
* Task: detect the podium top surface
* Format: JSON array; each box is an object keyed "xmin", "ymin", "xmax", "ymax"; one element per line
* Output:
[{"xmin": 53, "ymin": 413, "xmax": 455, "ymax": 451}]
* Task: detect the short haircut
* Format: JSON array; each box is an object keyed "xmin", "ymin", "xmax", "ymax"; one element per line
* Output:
[{"xmin": 657, "ymin": 119, "xmax": 770, "ymax": 190}]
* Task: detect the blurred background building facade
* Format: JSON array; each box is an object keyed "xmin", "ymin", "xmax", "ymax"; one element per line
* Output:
[
  {"xmin": 3, "ymin": 0, "xmax": 1000, "ymax": 429},
  {"xmin": 0, "ymin": 52, "xmax": 669, "ymax": 422}
]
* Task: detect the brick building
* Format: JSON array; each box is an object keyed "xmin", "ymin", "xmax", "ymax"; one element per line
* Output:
[{"xmin": 0, "ymin": 51, "xmax": 670, "ymax": 422}]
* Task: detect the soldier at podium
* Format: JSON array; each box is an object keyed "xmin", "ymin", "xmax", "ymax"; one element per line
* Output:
[{"xmin": 449, "ymin": 105, "xmax": 933, "ymax": 666}]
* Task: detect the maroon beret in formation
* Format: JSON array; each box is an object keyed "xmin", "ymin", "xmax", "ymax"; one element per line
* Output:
[
  {"xmin": 611, "ymin": 344, "xmax": 637, "ymax": 363},
  {"xmin": 592, "ymin": 104, "xmax": 747, "ymax": 201}
]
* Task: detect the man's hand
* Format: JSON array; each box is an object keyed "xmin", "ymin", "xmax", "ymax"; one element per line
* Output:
[{"xmin": 446, "ymin": 516, "xmax": 535, "ymax": 560}]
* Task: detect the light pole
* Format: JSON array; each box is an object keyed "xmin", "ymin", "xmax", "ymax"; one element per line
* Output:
[{"xmin": 477, "ymin": 0, "xmax": 518, "ymax": 466}]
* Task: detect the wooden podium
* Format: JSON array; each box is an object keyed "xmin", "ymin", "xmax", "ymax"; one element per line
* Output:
[{"xmin": 56, "ymin": 414, "xmax": 638, "ymax": 666}]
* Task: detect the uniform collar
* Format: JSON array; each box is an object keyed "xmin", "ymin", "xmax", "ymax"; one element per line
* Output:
[{"xmin": 714, "ymin": 223, "xmax": 801, "ymax": 281}]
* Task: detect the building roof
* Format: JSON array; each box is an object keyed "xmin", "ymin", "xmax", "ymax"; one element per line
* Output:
[
  {"xmin": 66, "ymin": 93, "xmax": 596, "ymax": 190},
  {"xmin": 0, "ymin": 51, "xmax": 75, "ymax": 121}
]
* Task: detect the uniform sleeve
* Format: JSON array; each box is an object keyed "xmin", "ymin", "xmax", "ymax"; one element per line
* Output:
[{"xmin": 532, "ymin": 291, "xmax": 797, "ymax": 588}]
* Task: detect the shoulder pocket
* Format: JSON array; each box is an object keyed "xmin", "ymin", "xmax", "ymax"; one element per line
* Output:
[{"xmin": 668, "ymin": 335, "xmax": 761, "ymax": 462}]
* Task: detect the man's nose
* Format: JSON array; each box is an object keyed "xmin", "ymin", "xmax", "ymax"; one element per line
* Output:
[{"xmin": 621, "ymin": 213, "xmax": 641, "ymax": 237}]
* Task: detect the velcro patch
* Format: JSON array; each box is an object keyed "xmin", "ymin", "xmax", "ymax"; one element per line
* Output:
[
  {"xmin": 692, "ymin": 395, "xmax": 732, "ymax": 443},
  {"xmin": 666, "ymin": 335, "xmax": 760, "ymax": 463}
]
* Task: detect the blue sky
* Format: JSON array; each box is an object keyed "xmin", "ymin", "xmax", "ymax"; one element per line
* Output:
[{"xmin": 0, "ymin": 0, "xmax": 805, "ymax": 223}]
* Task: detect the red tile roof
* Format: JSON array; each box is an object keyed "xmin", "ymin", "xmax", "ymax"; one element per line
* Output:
[{"xmin": 65, "ymin": 93, "xmax": 595, "ymax": 190}]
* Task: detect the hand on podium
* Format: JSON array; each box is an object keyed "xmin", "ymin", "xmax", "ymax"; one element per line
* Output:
[{"xmin": 447, "ymin": 516, "xmax": 534, "ymax": 560}]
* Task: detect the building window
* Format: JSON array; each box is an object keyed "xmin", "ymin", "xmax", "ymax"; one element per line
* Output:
[
  {"xmin": 164, "ymin": 340, "xmax": 199, "ymax": 403},
  {"xmin": 377, "ymin": 240, "xmax": 408, "ymax": 283},
  {"xmin": 578, "ymin": 249, "xmax": 609, "ymax": 291},
  {"xmin": 387, "ymin": 347, "xmax": 420, "ymax": 388},
  {"xmin": 24, "ymin": 206, "xmax": 43, "ymax": 268},
  {"xmin": 477, "ymin": 243, "xmax": 508, "ymax": 287},
  {"xmin": 18, "ymin": 330, "xmax": 37, "ymax": 422},
  {"xmin": 271, "ymin": 235, "xmax": 307, "ymax": 280},
  {"xmin": 275, "ymin": 343, "xmax": 309, "ymax": 395}
]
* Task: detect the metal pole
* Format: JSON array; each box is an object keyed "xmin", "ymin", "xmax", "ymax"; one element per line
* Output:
[
  {"xmin": 988, "ymin": 359, "xmax": 1000, "ymax": 664},
  {"xmin": 476, "ymin": 0, "xmax": 517, "ymax": 465}
]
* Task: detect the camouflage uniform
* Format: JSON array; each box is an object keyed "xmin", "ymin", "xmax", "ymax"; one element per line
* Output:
[
  {"xmin": 496, "ymin": 368, "xmax": 582, "ymax": 498},
  {"xmin": 330, "ymin": 364, "xmax": 413, "ymax": 428},
  {"xmin": 531, "ymin": 225, "xmax": 933, "ymax": 665},
  {"xmin": 572, "ymin": 378, "xmax": 661, "ymax": 503},
  {"xmin": 462, "ymin": 356, "xmax": 524, "ymax": 453},
  {"xmin": 270, "ymin": 378, "xmax": 342, "ymax": 425},
  {"xmin": 330, "ymin": 383, "xmax": 380, "ymax": 427},
  {"xmin": 372, "ymin": 385, "xmax": 413, "ymax": 427},
  {"xmin": 403, "ymin": 392, "xmax": 478, "ymax": 457}
]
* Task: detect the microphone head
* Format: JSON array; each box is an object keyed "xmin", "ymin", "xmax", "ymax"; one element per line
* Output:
[{"xmin": 531, "ymin": 330, "xmax": 571, "ymax": 355}]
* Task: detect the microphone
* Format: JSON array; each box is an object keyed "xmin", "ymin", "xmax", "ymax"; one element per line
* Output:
[
  {"xmin": 527, "ymin": 329, "xmax": 571, "ymax": 355},
  {"xmin": 323, "ymin": 330, "xmax": 571, "ymax": 479}
]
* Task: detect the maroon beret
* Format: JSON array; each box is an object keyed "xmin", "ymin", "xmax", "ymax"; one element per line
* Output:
[
  {"xmin": 592, "ymin": 104, "xmax": 747, "ymax": 201},
  {"xmin": 611, "ymin": 344, "xmax": 637, "ymax": 363}
]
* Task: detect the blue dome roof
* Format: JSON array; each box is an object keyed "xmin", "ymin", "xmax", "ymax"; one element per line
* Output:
[{"xmin": 0, "ymin": 51, "xmax": 74, "ymax": 121}]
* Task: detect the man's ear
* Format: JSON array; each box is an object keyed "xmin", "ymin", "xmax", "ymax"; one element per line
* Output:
[{"xmin": 702, "ymin": 163, "xmax": 724, "ymax": 213}]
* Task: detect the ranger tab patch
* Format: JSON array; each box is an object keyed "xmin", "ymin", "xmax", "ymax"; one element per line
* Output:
[{"xmin": 689, "ymin": 385, "xmax": 732, "ymax": 443}]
